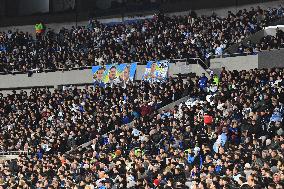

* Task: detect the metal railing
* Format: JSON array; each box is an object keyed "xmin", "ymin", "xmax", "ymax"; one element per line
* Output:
[
  {"xmin": 0, "ymin": 58, "xmax": 189, "ymax": 75},
  {"xmin": 211, "ymin": 51, "xmax": 259, "ymax": 59},
  {"xmin": 187, "ymin": 58, "xmax": 210, "ymax": 70},
  {"xmin": 0, "ymin": 150, "xmax": 29, "ymax": 157},
  {"xmin": 0, "ymin": 66, "xmax": 94, "ymax": 75},
  {"xmin": 210, "ymin": 47, "xmax": 284, "ymax": 60}
]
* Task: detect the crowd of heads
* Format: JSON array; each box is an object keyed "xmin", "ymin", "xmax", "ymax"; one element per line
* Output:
[
  {"xmin": 0, "ymin": 5, "xmax": 284, "ymax": 73},
  {"xmin": 0, "ymin": 67, "xmax": 283, "ymax": 188},
  {"xmin": 0, "ymin": 3, "xmax": 284, "ymax": 189},
  {"xmin": 0, "ymin": 78, "xmax": 185, "ymax": 153},
  {"xmin": 238, "ymin": 27, "xmax": 284, "ymax": 54}
]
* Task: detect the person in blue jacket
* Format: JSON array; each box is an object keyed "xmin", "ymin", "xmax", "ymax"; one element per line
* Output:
[
  {"xmin": 199, "ymin": 73, "xmax": 208, "ymax": 90},
  {"xmin": 188, "ymin": 152, "xmax": 195, "ymax": 164}
]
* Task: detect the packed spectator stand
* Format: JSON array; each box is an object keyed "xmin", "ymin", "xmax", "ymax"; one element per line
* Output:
[
  {"xmin": 0, "ymin": 3, "xmax": 284, "ymax": 189},
  {"xmin": 0, "ymin": 67, "xmax": 283, "ymax": 188},
  {"xmin": 0, "ymin": 5, "xmax": 284, "ymax": 74}
]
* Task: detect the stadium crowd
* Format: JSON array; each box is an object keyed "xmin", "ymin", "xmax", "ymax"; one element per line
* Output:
[
  {"xmin": 0, "ymin": 67, "xmax": 283, "ymax": 188},
  {"xmin": 0, "ymin": 5, "xmax": 284, "ymax": 73},
  {"xmin": 0, "ymin": 78, "xmax": 186, "ymax": 153},
  {"xmin": 238, "ymin": 27, "xmax": 284, "ymax": 54}
]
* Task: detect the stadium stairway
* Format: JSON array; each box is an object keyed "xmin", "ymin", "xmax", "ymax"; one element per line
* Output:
[{"xmin": 65, "ymin": 94, "xmax": 191, "ymax": 155}]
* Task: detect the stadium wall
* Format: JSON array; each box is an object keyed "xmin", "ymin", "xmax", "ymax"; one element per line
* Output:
[
  {"xmin": 0, "ymin": 63, "xmax": 207, "ymax": 92},
  {"xmin": 258, "ymin": 49, "xmax": 284, "ymax": 69},
  {"xmin": 210, "ymin": 49, "xmax": 284, "ymax": 71},
  {"xmin": 210, "ymin": 55, "xmax": 259, "ymax": 71},
  {"xmin": 18, "ymin": 0, "xmax": 49, "ymax": 15}
]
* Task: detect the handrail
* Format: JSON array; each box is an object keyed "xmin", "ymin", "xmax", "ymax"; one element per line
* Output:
[
  {"xmin": 0, "ymin": 58, "xmax": 178, "ymax": 74},
  {"xmin": 211, "ymin": 52, "xmax": 254, "ymax": 58},
  {"xmin": 0, "ymin": 58, "xmax": 192, "ymax": 76},
  {"xmin": 170, "ymin": 58, "xmax": 188, "ymax": 63},
  {"xmin": 0, "ymin": 150, "xmax": 29, "ymax": 156},
  {"xmin": 188, "ymin": 58, "xmax": 209, "ymax": 70},
  {"xmin": 210, "ymin": 48, "xmax": 284, "ymax": 60},
  {"xmin": 264, "ymin": 25, "xmax": 284, "ymax": 30}
]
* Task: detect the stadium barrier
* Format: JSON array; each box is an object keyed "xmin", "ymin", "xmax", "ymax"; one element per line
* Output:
[
  {"xmin": 0, "ymin": 151, "xmax": 29, "ymax": 160},
  {"xmin": 0, "ymin": 59, "xmax": 208, "ymax": 93},
  {"xmin": 210, "ymin": 48, "xmax": 284, "ymax": 72}
]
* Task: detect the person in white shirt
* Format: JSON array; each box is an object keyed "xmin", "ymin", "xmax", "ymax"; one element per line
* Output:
[{"xmin": 215, "ymin": 44, "xmax": 223, "ymax": 56}]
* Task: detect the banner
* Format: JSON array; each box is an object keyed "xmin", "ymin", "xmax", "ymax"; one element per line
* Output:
[
  {"xmin": 142, "ymin": 60, "xmax": 169, "ymax": 82},
  {"xmin": 92, "ymin": 63, "xmax": 137, "ymax": 87}
]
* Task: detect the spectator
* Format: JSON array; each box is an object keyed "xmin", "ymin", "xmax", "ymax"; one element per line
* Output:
[
  {"xmin": 0, "ymin": 68, "xmax": 283, "ymax": 188},
  {"xmin": 0, "ymin": 5, "xmax": 283, "ymax": 74}
]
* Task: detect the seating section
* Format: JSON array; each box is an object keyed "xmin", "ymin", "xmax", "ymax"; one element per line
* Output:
[
  {"xmin": 0, "ymin": 3, "xmax": 284, "ymax": 189},
  {"xmin": 237, "ymin": 28, "xmax": 284, "ymax": 54},
  {"xmin": 0, "ymin": 79, "xmax": 186, "ymax": 153},
  {"xmin": 0, "ymin": 68, "xmax": 283, "ymax": 188},
  {"xmin": 0, "ymin": 6, "xmax": 283, "ymax": 74}
]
